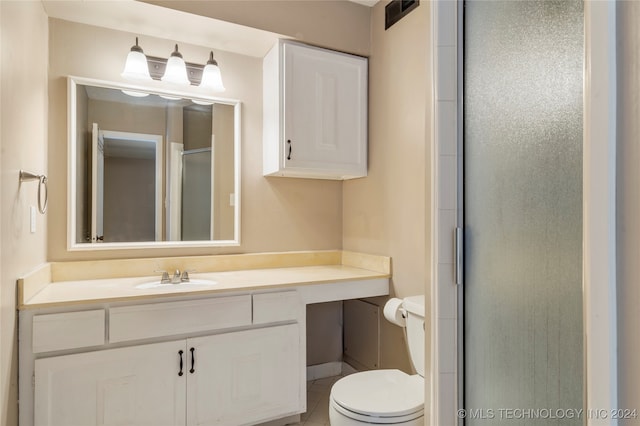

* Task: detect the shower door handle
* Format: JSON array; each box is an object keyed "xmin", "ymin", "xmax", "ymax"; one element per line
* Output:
[{"xmin": 455, "ymin": 227, "xmax": 463, "ymax": 286}]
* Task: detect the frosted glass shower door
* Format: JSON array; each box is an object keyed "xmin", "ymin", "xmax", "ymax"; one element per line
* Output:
[
  {"xmin": 463, "ymin": 1, "xmax": 583, "ymax": 425},
  {"xmin": 182, "ymin": 149, "xmax": 213, "ymax": 241}
]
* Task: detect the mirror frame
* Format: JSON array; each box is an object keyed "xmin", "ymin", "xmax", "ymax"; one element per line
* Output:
[{"xmin": 67, "ymin": 76, "xmax": 242, "ymax": 250}]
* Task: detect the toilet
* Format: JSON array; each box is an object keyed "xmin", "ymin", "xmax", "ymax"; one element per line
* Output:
[{"xmin": 329, "ymin": 296, "xmax": 425, "ymax": 425}]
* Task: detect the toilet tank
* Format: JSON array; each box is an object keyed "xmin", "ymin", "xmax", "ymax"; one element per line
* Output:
[{"xmin": 403, "ymin": 296, "xmax": 425, "ymax": 377}]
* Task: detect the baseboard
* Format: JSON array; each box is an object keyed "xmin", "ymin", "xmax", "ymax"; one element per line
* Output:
[
  {"xmin": 306, "ymin": 361, "xmax": 362, "ymax": 381},
  {"xmin": 307, "ymin": 361, "xmax": 343, "ymax": 380},
  {"xmin": 342, "ymin": 355, "xmax": 371, "ymax": 373},
  {"xmin": 341, "ymin": 361, "xmax": 358, "ymax": 375}
]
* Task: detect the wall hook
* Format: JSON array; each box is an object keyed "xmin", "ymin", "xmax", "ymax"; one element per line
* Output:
[{"xmin": 19, "ymin": 170, "xmax": 48, "ymax": 214}]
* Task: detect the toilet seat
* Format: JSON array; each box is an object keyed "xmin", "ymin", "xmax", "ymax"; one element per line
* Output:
[{"xmin": 330, "ymin": 370, "xmax": 424, "ymax": 424}]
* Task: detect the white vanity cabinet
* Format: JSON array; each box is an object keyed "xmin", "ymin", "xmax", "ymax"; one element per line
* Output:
[
  {"xmin": 35, "ymin": 340, "xmax": 187, "ymax": 426},
  {"xmin": 187, "ymin": 324, "xmax": 300, "ymax": 425},
  {"xmin": 263, "ymin": 40, "xmax": 368, "ymax": 180},
  {"xmin": 22, "ymin": 291, "xmax": 305, "ymax": 426},
  {"xmin": 34, "ymin": 325, "xmax": 300, "ymax": 426}
]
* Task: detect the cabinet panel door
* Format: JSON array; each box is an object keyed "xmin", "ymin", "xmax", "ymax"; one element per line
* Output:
[
  {"xmin": 35, "ymin": 340, "xmax": 186, "ymax": 426},
  {"xmin": 284, "ymin": 43, "xmax": 367, "ymax": 174},
  {"xmin": 186, "ymin": 324, "xmax": 301, "ymax": 426}
]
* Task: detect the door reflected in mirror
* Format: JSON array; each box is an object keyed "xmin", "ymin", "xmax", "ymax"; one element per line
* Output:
[{"xmin": 69, "ymin": 77, "xmax": 240, "ymax": 248}]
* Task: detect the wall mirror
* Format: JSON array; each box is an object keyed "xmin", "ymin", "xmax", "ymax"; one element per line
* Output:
[{"xmin": 68, "ymin": 77, "xmax": 241, "ymax": 249}]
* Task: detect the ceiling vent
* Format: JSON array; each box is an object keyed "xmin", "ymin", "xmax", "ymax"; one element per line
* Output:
[{"xmin": 385, "ymin": 0, "xmax": 419, "ymax": 30}]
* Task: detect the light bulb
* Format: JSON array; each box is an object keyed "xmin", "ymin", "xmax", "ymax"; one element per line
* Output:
[
  {"xmin": 199, "ymin": 52, "xmax": 225, "ymax": 92},
  {"xmin": 161, "ymin": 44, "xmax": 190, "ymax": 86},
  {"xmin": 121, "ymin": 37, "xmax": 152, "ymax": 81}
]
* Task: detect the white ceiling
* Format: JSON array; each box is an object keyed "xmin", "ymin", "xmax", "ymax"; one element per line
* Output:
[{"xmin": 41, "ymin": 0, "xmax": 282, "ymax": 58}]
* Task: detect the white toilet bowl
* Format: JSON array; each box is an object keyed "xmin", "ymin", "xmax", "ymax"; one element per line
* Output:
[
  {"xmin": 329, "ymin": 369, "xmax": 423, "ymax": 425},
  {"xmin": 329, "ymin": 296, "xmax": 425, "ymax": 426}
]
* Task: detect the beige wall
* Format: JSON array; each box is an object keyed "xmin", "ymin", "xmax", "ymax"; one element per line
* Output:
[
  {"xmin": 48, "ymin": 19, "xmax": 343, "ymax": 260},
  {"xmin": 213, "ymin": 103, "xmax": 235, "ymax": 240},
  {"xmin": 143, "ymin": 0, "xmax": 371, "ymax": 57},
  {"xmin": 88, "ymin": 98, "xmax": 168, "ymax": 136},
  {"xmin": 616, "ymin": 2, "xmax": 640, "ymax": 423},
  {"xmin": 343, "ymin": 1, "xmax": 431, "ymax": 371},
  {"xmin": 0, "ymin": 2, "xmax": 49, "ymax": 424}
]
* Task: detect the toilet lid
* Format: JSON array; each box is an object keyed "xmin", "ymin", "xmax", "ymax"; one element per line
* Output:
[{"xmin": 330, "ymin": 370, "xmax": 424, "ymax": 419}]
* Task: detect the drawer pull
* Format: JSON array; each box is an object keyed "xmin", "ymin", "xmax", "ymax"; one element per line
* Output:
[
  {"xmin": 190, "ymin": 347, "xmax": 195, "ymax": 374},
  {"xmin": 178, "ymin": 350, "xmax": 184, "ymax": 376},
  {"xmin": 287, "ymin": 139, "xmax": 292, "ymax": 160}
]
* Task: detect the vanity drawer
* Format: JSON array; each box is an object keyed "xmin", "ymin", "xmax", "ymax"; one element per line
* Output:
[
  {"xmin": 253, "ymin": 291, "xmax": 301, "ymax": 324},
  {"xmin": 33, "ymin": 310, "xmax": 105, "ymax": 353},
  {"xmin": 109, "ymin": 295, "xmax": 252, "ymax": 343}
]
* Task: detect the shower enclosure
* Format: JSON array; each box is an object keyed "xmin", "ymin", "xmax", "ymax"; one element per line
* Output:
[
  {"xmin": 181, "ymin": 148, "xmax": 213, "ymax": 241},
  {"xmin": 463, "ymin": 1, "xmax": 584, "ymax": 424}
]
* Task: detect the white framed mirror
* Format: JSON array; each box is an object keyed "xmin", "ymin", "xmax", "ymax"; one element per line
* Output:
[{"xmin": 67, "ymin": 76, "xmax": 241, "ymax": 250}]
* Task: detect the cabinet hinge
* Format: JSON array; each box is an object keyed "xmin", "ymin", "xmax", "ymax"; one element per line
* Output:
[{"xmin": 32, "ymin": 373, "xmax": 35, "ymax": 389}]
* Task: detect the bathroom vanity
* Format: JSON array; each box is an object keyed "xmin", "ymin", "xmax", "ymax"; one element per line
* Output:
[{"xmin": 18, "ymin": 252, "xmax": 389, "ymax": 426}]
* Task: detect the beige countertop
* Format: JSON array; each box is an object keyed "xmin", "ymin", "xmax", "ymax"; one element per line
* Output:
[{"xmin": 19, "ymin": 251, "xmax": 391, "ymax": 310}]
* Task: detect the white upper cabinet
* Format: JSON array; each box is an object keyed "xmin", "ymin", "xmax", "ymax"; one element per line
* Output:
[{"xmin": 263, "ymin": 40, "xmax": 368, "ymax": 180}]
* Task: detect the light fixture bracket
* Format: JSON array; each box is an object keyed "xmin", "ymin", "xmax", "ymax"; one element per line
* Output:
[{"xmin": 146, "ymin": 56, "xmax": 204, "ymax": 86}]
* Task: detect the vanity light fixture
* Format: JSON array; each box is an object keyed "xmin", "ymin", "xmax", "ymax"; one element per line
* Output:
[
  {"xmin": 121, "ymin": 37, "xmax": 152, "ymax": 81},
  {"xmin": 193, "ymin": 52, "xmax": 225, "ymax": 105},
  {"xmin": 121, "ymin": 38, "xmax": 226, "ymax": 96},
  {"xmin": 121, "ymin": 38, "xmax": 151, "ymax": 97},
  {"xmin": 161, "ymin": 44, "xmax": 191, "ymax": 86},
  {"xmin": 199, "ymin": 52, "xmax": 226, "ymax": 92}
]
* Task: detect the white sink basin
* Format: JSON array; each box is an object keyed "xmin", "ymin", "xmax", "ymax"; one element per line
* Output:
[{"xmin": 135, "ymin": 279, "xmax": 217, "ymax": 290}]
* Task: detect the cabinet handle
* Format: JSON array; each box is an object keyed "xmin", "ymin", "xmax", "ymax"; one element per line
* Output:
[
  {"xmin": 178, "ymin": 350, "xmax": 184, "ymax": 376},
  {"xmin": 189, "ymin": 347, "xmax": 195, "ymax": 374},
  {"xmin": 287, "ymin": 139, "xmax": 292, "ymax": 160}
]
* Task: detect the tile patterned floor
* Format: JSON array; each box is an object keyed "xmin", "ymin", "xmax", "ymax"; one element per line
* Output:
[{"xmin": 293, "ymin": 374, "xmax": 351, "ymax": 426}]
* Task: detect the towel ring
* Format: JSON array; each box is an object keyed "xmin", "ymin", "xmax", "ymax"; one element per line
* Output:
[{"xmin": 19, "ymin": 170, "xmax": 48, "ymax": 214}]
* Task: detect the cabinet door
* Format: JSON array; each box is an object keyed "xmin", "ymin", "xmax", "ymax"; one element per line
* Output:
[
  {"xmin": 35, "ymin": 341, "xmax": 186, "ymax": 426},
  {"xmin": 283, "ymin": 42, "xmax": 367, "ymax": 176},
  {"xmin": 186, "ymin": 324, "xmax": 301, "ymax": 426}
]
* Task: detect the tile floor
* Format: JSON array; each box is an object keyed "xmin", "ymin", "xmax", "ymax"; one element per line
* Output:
[{"xmin": 293, "ymin": 373, "xmax": 352, "ymax": 426}]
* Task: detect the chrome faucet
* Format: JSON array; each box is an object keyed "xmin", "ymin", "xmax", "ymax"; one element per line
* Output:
[{"xmin": 156, "ymin": 269, "xmax": 192, "ymax": 284}]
